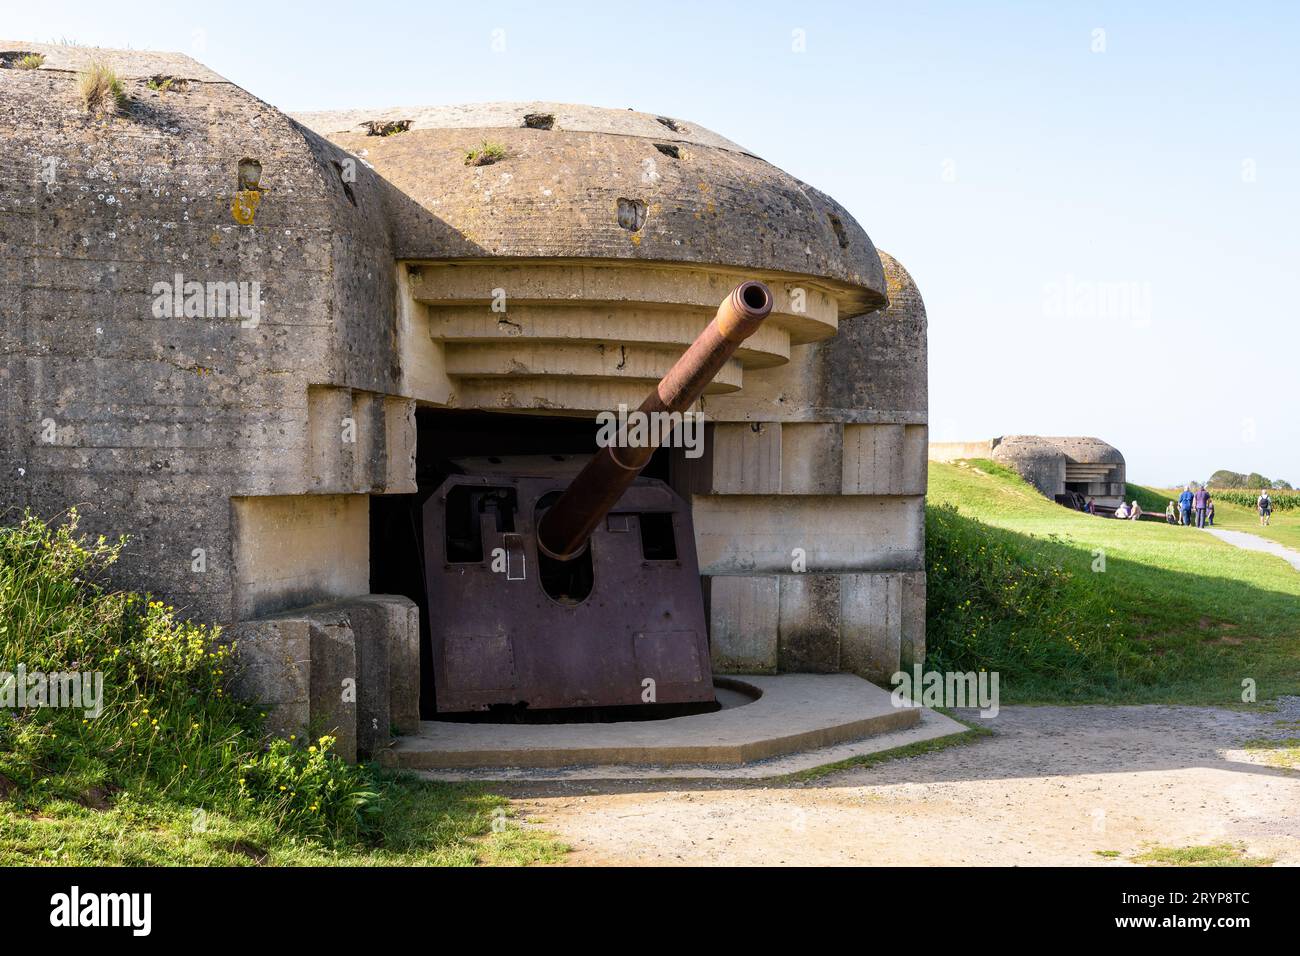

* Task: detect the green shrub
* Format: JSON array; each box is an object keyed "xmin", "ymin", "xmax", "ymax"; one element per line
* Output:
[
  {"xmin": 0, "ymin": 511, "xmax": 375, "ymax": 843},
  {"xmin": 925, "ymin": 502, "xmax": 1149, "ymax": 694},
  {"xmin": 464, "ymin": 141, "xmax": 507, "ymax": 166},
  {"xmin": 238, "ymin": 737, "xmax": 379, "ymax": 842}
]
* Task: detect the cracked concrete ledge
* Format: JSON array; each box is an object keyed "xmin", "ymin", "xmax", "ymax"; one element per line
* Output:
[{"xmin": 378, "ymin": 674, "xmax": 969, "ymax": 780}]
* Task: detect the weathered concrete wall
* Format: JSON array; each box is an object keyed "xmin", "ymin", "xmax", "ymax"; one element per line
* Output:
[
  {"xmin": 0, "ymin": 42, "xmax": 411, "ymax": 624},
  {"xmin": 928, "ymin": 440, "xmax": 996, "ymax": 462},
  {"xmin": 679, "ymin": 253, "xmax": 929, "ymax": 681}
]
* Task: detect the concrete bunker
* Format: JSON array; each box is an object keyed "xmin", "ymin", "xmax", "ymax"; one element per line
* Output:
[
  {"xmin": 2, "ymin": 43, "xmax": 930, "ymax": 766},
  {"xmin": 929, "ymin": 436, "xmax": 1127, "ymax": 510}
]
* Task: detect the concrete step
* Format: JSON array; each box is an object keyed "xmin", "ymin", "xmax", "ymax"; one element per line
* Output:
[{"xmin": 378, "ymin": 673, "xmax": 921, "ymax": 771}]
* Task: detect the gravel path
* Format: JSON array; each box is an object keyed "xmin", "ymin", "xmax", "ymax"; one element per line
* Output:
[
  {"xmin": 507, "ymin": 701, "xmax": 1300, "ymax": 866},
  {"xmin": 1207, "ymin": 528, "xmax": 1300, "ymax": 572}
]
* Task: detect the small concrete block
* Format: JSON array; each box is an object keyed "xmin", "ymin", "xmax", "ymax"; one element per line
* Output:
[
  {"xmin": 707, "ymin": 575, "xmax": 779, "ymax": 673},
  {"xmin": 391, "ymin": 599, "xmax": 422, "ymax": 734},
  {"xmin": 692, "ymin": 494, "xmax": 924, "ymax": 575},
  {"xmin": 381, "ymin": 397, "xmax": 418, "ymax": 495},
  {"xmin": 842, "ymin": 423, "xmax": 904, "ymax": 495},
  {"xmin": 229, "ymin": 494, "xmax": 370, "ymax": 620},
  {"xmin": 780, "ymin": 423, "xmax": 842, "ymax": 494},
  {"xmin": 227, "ymin": 617, "xmax": 310, "ymax": 739},
  {"xmin": 334, "ymin": 598, "xmax": 394, "ymax": 757},
  {"xmin": 902, "ymin": 424, "xmax": 928, "ymax": 495},
  {"xmin": 900, "ymin": 570, "xmax": 927, "ymax": 670},
  {"xmin": 350, "ymin": 390, "xmax": 381, "ymax": 493},
  {"xmin": 307, "ymin": 385, "xmax": 354, "ymax": 493},
  {"xmin": 778, "ymin": 574, "xmax": 840, "ymax": 673},
  {"xmin": 708, "ymin": 422, "xmax": 781, "ymax": 493},
  {"xmin": 308, "ymin": 618, "xmax": 358, "ymax": 763},
  {"xmin": 839, "ymin": 573, "xmax": 901, "ymax": 683}
]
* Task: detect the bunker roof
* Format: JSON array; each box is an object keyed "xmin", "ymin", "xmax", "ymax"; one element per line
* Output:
[
  {"xmin": 0, "ymin": 40, "xmax": 225, "ymax": 81},
  {"xmin": 293, "ymin": 102, "xmax": 887, "ymax": 317},
  {"xmin": 995, "ymin": 436, "xmax": 1125, "ymax": 466},
  {"xmin": 3, "ymin": 41, "xmax": 888, "ymax": 320}
]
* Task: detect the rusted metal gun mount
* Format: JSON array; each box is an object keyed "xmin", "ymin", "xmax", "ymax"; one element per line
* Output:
[{"xmin": 423, "ymin": 281, "xmax": 773, "ymax": 713}]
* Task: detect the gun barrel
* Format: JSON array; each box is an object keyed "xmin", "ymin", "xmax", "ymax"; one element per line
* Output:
[{"xmin": 537, "ymin": 280, "xmax": 773, "ymax": 560}]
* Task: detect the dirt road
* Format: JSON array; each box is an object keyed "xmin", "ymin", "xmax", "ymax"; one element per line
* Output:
[{"xmin": 507, "ymin": 702, "xmax": 1300, "ymax": 866}]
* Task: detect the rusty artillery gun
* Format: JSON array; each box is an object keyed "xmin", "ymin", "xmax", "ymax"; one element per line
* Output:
[{"xmin": 423, "ymin": 281, "xmax": 774, "ymax": 713}]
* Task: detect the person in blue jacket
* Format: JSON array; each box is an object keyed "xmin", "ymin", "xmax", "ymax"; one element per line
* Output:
[{"xmin": 1178, "ymin": 485, "xmax": 1194, "ymax": 527}]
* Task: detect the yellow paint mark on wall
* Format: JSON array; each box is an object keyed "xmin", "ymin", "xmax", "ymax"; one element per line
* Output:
[{"xmin": 232, "ymin": 190, "xmax": 261, "ymax": 225}]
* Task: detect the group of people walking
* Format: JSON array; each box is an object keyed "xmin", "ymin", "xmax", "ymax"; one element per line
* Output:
[
  {"xmin": 1164, "ymin": 485, "xmax": 1214, "ymax": 528},
  {"xmin": 1164, "ymin": 486, "xmax": 1275, "ymax": 528},
  {"xmin": 1084, "ymin": 486, "xmax": 1276, "ymax": 527}
]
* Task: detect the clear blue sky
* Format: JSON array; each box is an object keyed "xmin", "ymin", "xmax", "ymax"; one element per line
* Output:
[{"xmin": 14, "ymin": 1, "xmax": 1299, "ymax": 486}]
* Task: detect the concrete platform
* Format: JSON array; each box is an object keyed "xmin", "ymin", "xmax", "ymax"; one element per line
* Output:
[{"xmin": 379, "ymin": 673, "xmax": 953, "ymax": 774}]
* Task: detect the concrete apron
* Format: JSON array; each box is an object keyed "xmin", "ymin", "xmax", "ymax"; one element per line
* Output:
[{"xmin": 378, "ymin": 673, "xmax": 969, "ymax": 782}]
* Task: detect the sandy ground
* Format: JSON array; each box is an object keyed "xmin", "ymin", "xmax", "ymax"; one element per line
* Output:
[{"xmin": 506, "ymin": 701, "xmax": 1300, "ymax": 866}]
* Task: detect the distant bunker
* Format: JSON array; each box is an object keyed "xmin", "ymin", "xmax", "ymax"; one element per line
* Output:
[
  {"xmin": 930, "ymin": 436, "xmax": 1127, "ymax": 509},
  {"xmin": 2, "ymin": 42, "xmax": 930, "ymax": 766}
]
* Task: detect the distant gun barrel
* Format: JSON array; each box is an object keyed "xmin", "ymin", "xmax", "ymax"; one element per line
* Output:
[{"xmin": 537, "ymin": 280, "xmax": 774, "ymax": 561}]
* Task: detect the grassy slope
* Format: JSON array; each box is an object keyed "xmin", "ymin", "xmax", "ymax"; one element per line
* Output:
[
  {"xmin": 927, "ymin": 460, "xmax": 1300, "ymax": 704},
  {"xmin": 0, "ymin": 515, "xmax": 565, "ymax": 867}
]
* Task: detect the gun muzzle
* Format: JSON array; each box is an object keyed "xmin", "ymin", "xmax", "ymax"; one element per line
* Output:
[{"xmin": 537, "ymin": 280, "xmax": 773, "ymax": 561}]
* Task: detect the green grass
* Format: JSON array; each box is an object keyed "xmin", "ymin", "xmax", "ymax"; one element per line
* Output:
[
  {"xmin": 464, "ymin": 141, "xmax": 507, "ymax": 166},
  {"xmin": 1142, "ymin": 485, "xmax": 1300, "ymax": 553},
  {"xmin": 1130, "ymin": 843, "xmax": 1274, "ymax": 867},
  {"xmin": 77, "ymin": 62, "xmax": 127, "ymax": 115},
  {"xmin": 927, "ymin": 461, "xmax": 1300, "ymax": 703},
  {"xmin": 0, "ymin": 775, "xmax": 565, "ymax": 866},
  {"xmin": 778, "ymin": 713, "xmax": 993, "ymax": 783},
  {"xmin": 1242, "ymin": 736, "xmax": 1300, "ymax": 770},
  {"xmin": 0, "ymin": 511, "xmax": 565, "ymax": 866}
]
